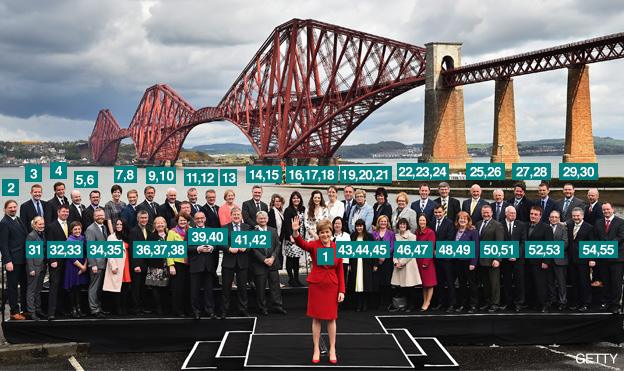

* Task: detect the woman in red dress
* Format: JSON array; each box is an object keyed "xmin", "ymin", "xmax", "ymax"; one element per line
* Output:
[
  {"xmin": 291, "ymin": 216, "xmax": 345, "ymax": 365},
  {"xmin": 415, "ymin": 214, "xmax": 437, "ymax": 311}
]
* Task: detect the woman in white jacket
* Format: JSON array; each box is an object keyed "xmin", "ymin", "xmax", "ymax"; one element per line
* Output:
[
  {"xmin": 102, "ymin": 219, "xmax": 132, "ymax": 315},
  {"xmin": 391, "ymin": 217, "xmax": 422, "ymax": 312}
]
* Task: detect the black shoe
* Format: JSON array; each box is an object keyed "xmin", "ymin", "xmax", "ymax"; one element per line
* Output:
[
  {"xmin": 498, "ymin": 304, "xmax": 508, "ymax": 311},
  {"xmin": 479, "ymin": 304, "xmax": 489, "ymax": 311},
  {"xmin": 540, "ymin": 305, "xmax": 549, "ymax": 313},
  {"xmin": 600, "ymin": 303, "xmax": 608, "ymax": 311},
  {"xmin": 578, "ymin": 305, "xmax": 590, "ymax": 312},
  {"xmin": 273, "ymin": 307, "xmax": 288, "ymax": 315},
  {"xmin": 445, "ymin": 306, "xmax": 455, "ymax": 313},
  {"xmin": 455, "ymin": 305, "xmax": 464, "ymax": 313},
  {"xmin": 101, "ymin": 310, "xmax": 111, "ymax": 315},
  {"xmin": 260, "ymin": 309, "xmax": 268, "ymax": 316},
  {"xmin": 94, "ymin": 312, "xmax": 106, "ymax": 319},
  {"xmin": 467, "ymin": 306, "xmax": 477, "ymax": 314},
  {"xmin": 239, "ymin": 310, "xmax": 250, "ymax": 317},
  {"xmin": 218, "ymin": 313, "xmax": 226, "ymax": 320},
  {"xmin": 36, "ymin": 311, "xmax": 47, "ymax": 319},
  {"xmin": 194, "ymin": 312, "xmax": 201, "ymax": 320},
  {"xmin": 568, "ymin": 305, "xmax": 578, "ymax": 311},
  {"xmin": 514, "ymin": 305, "xmax": 522, "ymax": 313},
  {"xmin": 71, "ymin": 309, "xmax": 80, "ymax": 319},
  {"xmin": 557, "ymin": 304, "xmax": 566, "ymax": 312},
  {"xmin": 431, "ymin": 304, "xmax": 442, "ymax": 311},
  {"xmin": 405, "ymin": 306, "xmax": 414, "ymax": 313},
  {"xmin": 488, "ymin": 305, "xmax": 499, "ymax": 313},
  {"xmin": 611, "ymin": 306, "xmax": 621, "ymax": 314},
  {"xmin": 47, "ymin": 315, "xmax": 55, "ymax": 321},
  {"xmin": 28, "ymin": 313, "xmax": 40, "ymax": 321}
]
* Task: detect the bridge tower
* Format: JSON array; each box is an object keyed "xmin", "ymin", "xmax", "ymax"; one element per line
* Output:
[
  {"xmin": 420, "ymin": 42, "xmax": 471, "ymax": 169},
  {"xmin": 564, "ymin": 65, "xmax": 596, "ymax": 163}
]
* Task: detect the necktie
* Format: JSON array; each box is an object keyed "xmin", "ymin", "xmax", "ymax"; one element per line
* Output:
[
  {"xmin": 542, "ymin": 199, "xmax": 546, "ymax": 210},
  {"xmin": 62, "ymin": 221, "xmax": 68, "ymax": 238},
  {"xmin": 606, "ymin": 219, "xmax": 611, "ymax": 233},
  {"xmin": 194, "ymin": 204, "xmax": 199, "ymax": 213},
  {"xmin": 36, "ymin": 201, "xmax": 43, "ymax": 217},
  {"xmin": 589, "ymin": 204, "xmax": 594, "ymax": 213},
  {"xmin": 529, "ymin": 224, "xmax": 535, "ymax": 236},
  {"xmin": 421, "ymin": 201, "xmax": 426, "ymax": 212},
  {"xmin": 171, "ymin": 204, "xmax": 178, "ymax": 216},
  {"xmin": 211, "ymin": 205, "xmax": 216, "ymax": 215},
  {"xmin": 508, "ymin": 222, "xmax": 513, "ymax": 235},
  {"xmin": 496, "ymin": 203, "xmax": 501, "ymax": 219},
  {"xmin": 480, "ymin": 220, "xmax": 488, "ymax": 235},
  {"xmin": 150, "ymin": 202, "xmax": 155, "ymax": 214},
  {"xmin": 563, "ymin": 199, "xmax": 570, "ymax": 213},
  {"xmin": 436, "ymin": 219, "xmax": 441, "ymax": 232},
  {"xmin": 76, "ymin": 204, "xmax": 82, "ymax": 217},
  {"xmin": 573, "ymin": 224, "xmax": 580, "ymax": 239},
  {"xmin": 470, "ymin": 199, "xmax": 477, "ymax": 214},
  {"xmin": 515, "ymin": 199, "xmax": 520, "ymax": 207},
  {"xmin": 142, "ymin": 227, "xmax": 147, "ymax": 239},
  {"xmin": 101, "ymin": 225, "xmax": 107, "ymax": 237},
  {"xmin": 256, "ymin": 202, "xmax": 260, "ymax": 211},
  {"xmin": 552, "ymin": 224, "xmax": 557, "ymax": 233},
  {"xmin": 235, "ymin": 224, "xmax": 240, "ymax": 232},
  {"xmin": 442, "ymin": 199, "xmax": 448, "ymax": 217}
]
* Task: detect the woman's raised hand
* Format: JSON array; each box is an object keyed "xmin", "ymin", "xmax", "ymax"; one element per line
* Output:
[{"xmin": 291, "ymin": 215, "xmax": 300, "ymax": 235}]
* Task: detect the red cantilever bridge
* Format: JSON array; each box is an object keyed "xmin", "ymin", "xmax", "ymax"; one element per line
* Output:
[{"xmin": 89, "ymin": 18, "xmax": 624, "ymax": 166}]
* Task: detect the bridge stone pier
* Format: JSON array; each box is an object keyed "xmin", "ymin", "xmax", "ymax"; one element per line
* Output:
[
  {"xmin": 420, "ymin": 42, "xmax": 471, "ymax": 170},
  {"xmin": 564, "ymin": 65, "xmax": 596, "ymax": 163},
  {"xmin": 491, "ymin": 78, "xmax": 520, "ymax": 167}
]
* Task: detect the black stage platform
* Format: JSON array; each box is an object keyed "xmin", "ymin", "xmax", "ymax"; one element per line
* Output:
[{"xmin": 3, "ymin": 285, "xmax": 624, "ymax": 369}]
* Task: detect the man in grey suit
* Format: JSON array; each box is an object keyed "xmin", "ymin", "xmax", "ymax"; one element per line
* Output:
[
  {"xmin": 251, "ymin": 211, "xmax": 287, "ymax": 316},
  {"xmin": 558, "ymin": 183, "xmax": 585, "ymax": 222},
  {"xmin": 26, "ymin": 216, "xmax": 47, "ymax": 320},
  {"xmin": 475, "ymin": 205, "xmax": 505, "ymax": 312},
  {"xmin": 85, "ymin": 208, "xmax": 108, "ymax": 318},
  {"xmin": 547, "ymin": 210, "xmax": 569, "ymax": 311}
]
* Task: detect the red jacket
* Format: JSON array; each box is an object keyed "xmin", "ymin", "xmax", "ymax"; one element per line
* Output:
[{"xmin": 295, "ymin": 236, "xmax": 345, "ymax": 293}]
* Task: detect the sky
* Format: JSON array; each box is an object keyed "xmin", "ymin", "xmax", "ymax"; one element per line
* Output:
[{"xmin": 0, "ymin": 0, "xmax": 623, "ymax": 148}]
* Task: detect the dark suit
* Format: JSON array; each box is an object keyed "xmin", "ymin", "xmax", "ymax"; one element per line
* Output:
[
  {"xmin": 158, "ymin": 201, "xmax": 181, "ymax": 228},
  {"xmin": 462, "ymin": 198, "xmax": 488, "ymax": 224},
  {"xmin": 525, "ymin": 222, "xmax": 554, "ymax": 307},
  {"xmin": 535, "ymin": 197, "xmax": 560, "ymax": 224},
  {"xmin": 372, "ymin": 202, "xmax": 393, "ymax": 228},
  {"xmin": 120, "ymin": 204, "xmax": 138, "ymax": 229},
  {"xmin": 188, "ymin": 225, "xmax": 219, "ymax": 315},
  {"xmin": 584, "ymin": 202, "xmax": 604, "ymax": 226},
  {"xmin": 547, "ymin": 222, "xmax": 569, "ymax": 306},
  {"xmin": 68, "ymin": 203, "xmax": 85, "ymax": 225},
  {"xmin": 242, "ymin": 199, "xmax": 269, "ymax": 227},
  {"xmin": 434, "ymin": 197, "xmax": 461, "ymax": 223},
  {"xmin": 490, "ymin": 201, "xmax": 511, "ymax": 223},
  {"xmin": 594, "ymin": 217, "xmax": 624, "ymax": 309},
  {"xmin": 81, "ymin": 204, "xmax": 101, "ymax": 229},
  {"xmin": 20, "ymin": 199, "xmax": 51, "ymax": 233},
  {"xmin": 508, "ymin": 197, "xmax": 533, "ymax": 223},
  {"xmin": 558, "ymin": 197, "xmax": 585, "ymax": 222},
  {"xmin": 189, "ymin": 203, "xmax": 202, "ymax": 217},
  {"xmin": 0, "ymin": 215, "xmax": 28, "ymax": 314},
  {"xmin": 454, "ymin": 229, "xmax": 480, "ymax": 308},
  {"xmin": 430, "ymin": 217, "xmax": 456, "ymax": 307},
  {"xmin": 342, "ymin": 199, "xmax": 355, "ymax": 233},
  {"xmin": 220, "ymin": 222, "xmax": 252, "ymax": 315},
  {"xmin": 45, "ymin": 219, "xmax": 69, "ymax": 317},
  {"xmin": 568, "ymin": 220, "xmax": 595, "ymax": 306},
  {"xmin": 136, "ymin": 200, "xmax": 159, "ymax": 230},
  {"xmin": 476, "ymin": 218, "xmax": 505, "ymax": 306},
  {"xmin": 47, "ymin": 196, "xmax": 69, "ymax": 218},
  {"xmin": 502, "ymin": 220, "xmax": 527, "ymax": 306},
  {"xmin": 250, "ymin": 226, "xmax": 283, "ymax": 312},
  {"xmin": 128, "ymin": 225, "xmax": 151, "ymax": 312},
  {"xmin": 201, "ymin": 203, "xmax": 222, "ymax": 283},
  {"xmin": 411, "ymin": 199, "xmax": 437, "ymax": 223}
]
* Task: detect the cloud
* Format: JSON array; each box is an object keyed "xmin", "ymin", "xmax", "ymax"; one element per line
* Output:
[{"xmin": 0, "ymin": 0, "xmax": 623, "ymax": 150}]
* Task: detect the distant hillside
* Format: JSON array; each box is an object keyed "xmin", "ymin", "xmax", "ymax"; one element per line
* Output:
[
  {"xmin": 186, "ymin": 137, "xmax": 624, "ymax": 158},
  {"xmin": 190, "ymin": 143, "xmax": 255, "ymax": 154}
]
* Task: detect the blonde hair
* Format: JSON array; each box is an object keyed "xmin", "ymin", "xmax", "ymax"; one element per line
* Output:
[
  {"xmin": 376, "ymin": 215, "xmax": 390, "ymax": 231},
  {"xmin": 354, "ymin": 189, "xmax": 366, "ymax": 198},
  {"xmin": 31, "ymin": 216, "xmax": 45, "ymax": 229},
  {"xmin": 396, "ymin": 191, "xmax": 409, "ymax": 204},
  {"xmin": 316, "ymin": 219, "xmax": 333, "ymax": 235},
  {"xmin": 153, "ymin": 216, "xmax": 168, "ymax": 232},
  {"xmin": 223, "ymin": 189, "xmax": 236, "ymax": 201}
]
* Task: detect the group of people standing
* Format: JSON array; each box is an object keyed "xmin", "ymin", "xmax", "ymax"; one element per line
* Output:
[{"xmin": 1, "ymin": 179, "xmax": 623, "ymax": 323}]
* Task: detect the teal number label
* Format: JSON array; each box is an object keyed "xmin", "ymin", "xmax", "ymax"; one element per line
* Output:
[
  {"xmin": 188, "ymin": 228, "xmax": 227, "ymax": 245},
  {"xmin": 114, "ymin": 166, "xmax": 138, "ymax": 183},
  {"xmin": 466, "ymin": 163, "xmax": 505, "ymax": 180},
  {"xmin": 47, "ymin": 241, "xmax": 83, "ymax": 259},
  {"xmin": 579, "ymin": 241, "xmax": 618, "ymax": 259},
  {"xmin": 87, "ymin": 241, "xmax": 124, "ymax": 259},
  {"xmin": 231, "ymin": 231, "xmax": 271, "ymax": 249},
  {"xmin": 184, "ymin": 168, "xmax": 218, "ymax": 186},
  {"xmin": 50, "ymin": 162, "xmax": 68, "ymax": 179},
  {"xmin": 525, "ymin": 241, "xmax": 564, "ymax": 259},
  {"xmin": 512, "ymin": 163, "xmax": 551, "ymax": 181},
  {"xmin": 220, "ymin": 168, "xmax": 238, "ymax": 186},
  {"xmin": 25, "ymin": 164, "xmax": 42, "ymax": 182},
  {"xmin": 132, "ymin": 241, "xmax": 187, "ymax": 259},
  {"xmin": 317, "ymin": 248, "xmax": 335, "ymax": 266},
  {"xmin": 285, "ymin": 166, "xmax": 338, "ymax": 184},
  {"xmin": 246, "ymin": 166, "xmax": 281, "ymax": 184},
  {"xmin": 2, "ymin": 179, "xmax": 19, "ymax": 196},
  {"xmin": 559, "ymin": 163, "xmax": 598, "ymax": 181},
  {"xmin": 146, "ymin": 167, "xmax": 176, "ymax": 184},
  {"xmin": 74, "ymin": 170, "xmax": 98, "ymax": 188},
  {"xmin": 396, "ymin": 163, "xmax": 449, "ymax": 181},
  {"xmin": 336, "ymin": 241, "xmax": 390, "ymax": 259},
  {"xmin": 339, "ymin": 166, "xmax": 392, "ymax": 184},
  {"xmin": 394, "ymin": 241, "xmax": 433, "ymax": 259},
  {"xmin": 480, "ymin": 241, "xmax": 519, "ymax": 259},
  {"xmin": 26, "ymin": 241, "xmax": 44, "ymax": 259},
  {"xmin": 436, "ymin": 241, "xmax": 475, "ymax": 259}
]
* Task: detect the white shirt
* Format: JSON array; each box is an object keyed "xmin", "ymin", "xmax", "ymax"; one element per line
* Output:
[{"xmin": 327, "ymin": 201, "xmax": 345, "ymax": 221}]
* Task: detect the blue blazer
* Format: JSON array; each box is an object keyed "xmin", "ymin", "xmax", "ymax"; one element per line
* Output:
[
  {"xmin": 411, "ymin": 199, "xmax": 437, "ymax": 223},
  {"xmin": 454, "ymin": 228, "xmax": 479, "ymax": 266},
  {"xmin": 535, "ymin": 197, "xmax": 560, "ymax": 224}
]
